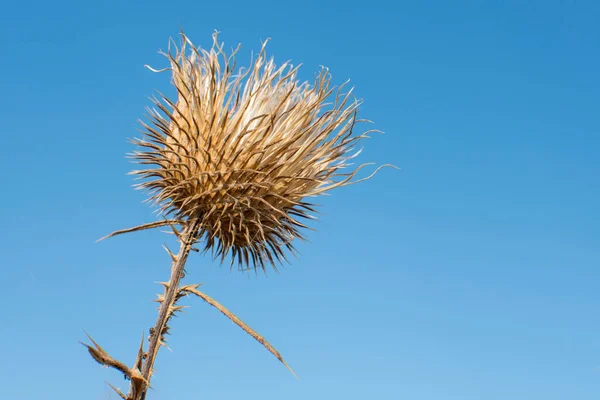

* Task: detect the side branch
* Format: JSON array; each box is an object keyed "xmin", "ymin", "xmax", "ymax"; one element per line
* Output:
[{"xmin": 182, "ymin": 286, "xmax": 297, "ymax": 378}]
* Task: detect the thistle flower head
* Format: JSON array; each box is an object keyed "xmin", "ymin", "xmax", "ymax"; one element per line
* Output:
[{"xmin": 131, "ymin": 31, "xmax": 385, "ymax": 272}]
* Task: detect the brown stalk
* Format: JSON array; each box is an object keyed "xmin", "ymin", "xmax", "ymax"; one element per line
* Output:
[{"xmin": 135, "ymin": 218, "xmax": 200, "ymax": 400}]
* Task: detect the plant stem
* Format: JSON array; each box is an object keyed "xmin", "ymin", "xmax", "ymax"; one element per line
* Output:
[{"xmin": 134, "ymin": 219, "xmax": 200, "ymax": 400}]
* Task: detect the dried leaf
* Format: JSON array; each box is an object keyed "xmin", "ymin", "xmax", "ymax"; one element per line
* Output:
[
  {"xmin": 182, "ymin": 286, "xmax": 297, "ymax": 378},
  {"xmin": 97, "ymin": 220, "xmax": 184, "ymax": 242},
  {"xmin": 81, "ymin": 331, "xmax": 132, "ymax": 380}
]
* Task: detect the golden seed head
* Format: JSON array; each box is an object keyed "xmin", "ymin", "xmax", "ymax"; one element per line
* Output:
[{"xmin": 132, "ymin": 32, "xmax": 382, "ymax": 271}]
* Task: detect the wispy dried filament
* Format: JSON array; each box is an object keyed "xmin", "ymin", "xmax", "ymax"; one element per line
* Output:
[{"xmin": 131, "ymin": 31, "xmax": 384, "ymax": 271}]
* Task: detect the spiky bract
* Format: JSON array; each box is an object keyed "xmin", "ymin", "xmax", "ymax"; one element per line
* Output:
[{"xmin": 132, "ymin": 32, "xmax": 377, "ymax": 272}]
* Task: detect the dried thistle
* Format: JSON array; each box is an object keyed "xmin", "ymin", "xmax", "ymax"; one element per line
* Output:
[{"xmin": 84, "ymin": 30, "xmax": 392, "ymax": 400}]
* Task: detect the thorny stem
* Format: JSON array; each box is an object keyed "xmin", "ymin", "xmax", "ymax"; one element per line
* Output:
[
  {"xmin": 134, "ymin": 219, "xmax": 200, "ymax": 400},
  {"xmin": 88, "ymin": 216, "xmax": 295, "ymax": 398}
]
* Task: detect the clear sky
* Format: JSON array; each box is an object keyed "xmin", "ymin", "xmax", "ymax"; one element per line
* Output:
[{"xmin": 1, "ymin": 1, "xmax": 599, "ymax": 399}]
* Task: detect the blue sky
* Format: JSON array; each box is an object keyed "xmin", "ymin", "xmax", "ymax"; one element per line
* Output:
[{"xmin": 1, "ymin": 0, "xmax": 599, "ymax": 399}]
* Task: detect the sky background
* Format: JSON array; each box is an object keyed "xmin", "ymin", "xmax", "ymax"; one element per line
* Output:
[{"xmin": 1, "ymin": 0, "xmax": 599, "ymax": 399}]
